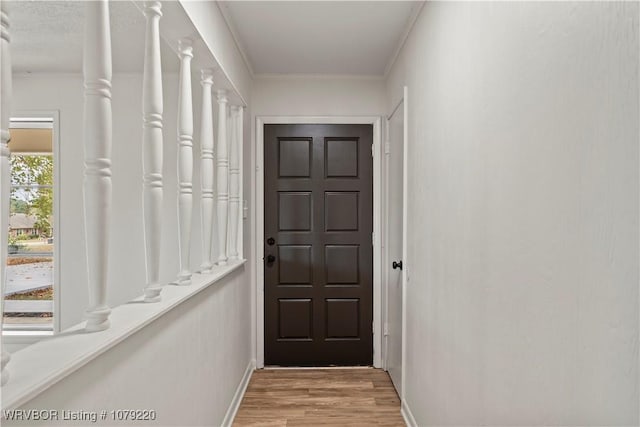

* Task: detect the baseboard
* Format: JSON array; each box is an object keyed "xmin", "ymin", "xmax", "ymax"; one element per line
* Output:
[
  {"xmin": 221, "ymin": 358, "xmax": 255, "ymax": 427},
  {"xmin": 401, "ymin": 399, "xmax": 417, "ymax": 427}
]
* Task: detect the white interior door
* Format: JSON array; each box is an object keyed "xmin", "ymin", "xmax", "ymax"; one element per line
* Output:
[{"xmin": 385, "ymin": 90, "xmax": 406, "ymax": 394}]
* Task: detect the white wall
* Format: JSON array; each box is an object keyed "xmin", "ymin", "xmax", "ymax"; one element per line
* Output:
[
  {"xmin": 4, "ymin": 267, "xmax": 251, "ymax": 426},
  {"xmin": 252, "ymin": 75, "xmax": 385, "ymax": 117},
  {"xmin": 387, "ymin": 2, "xmax": 639, "ymax": 425}
]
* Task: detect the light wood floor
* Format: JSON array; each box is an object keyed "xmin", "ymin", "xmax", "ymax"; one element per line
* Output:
[{"xmin": 233, "ymin": 368, "xmax": 405, "ymax": 426}]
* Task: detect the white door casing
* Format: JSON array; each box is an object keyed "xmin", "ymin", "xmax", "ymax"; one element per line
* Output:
[{"xmin": 384, "ymin": 86, "xmax": 408, "ymax": 397}]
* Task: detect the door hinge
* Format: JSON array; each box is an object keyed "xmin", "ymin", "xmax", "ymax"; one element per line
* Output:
[
  {"xmin": 385, "ymin": 141, "xmax": 391, "ymax": 155},
  {"xmin": 384, "ymin": 322, "xmax": 389, "ymax": 336},
  {"xmin": 372, "ymin": 232, "xmax": 375, "ymax": 246},
  {"xmin": 372, "ymin": 321, "xmax": 375, "ymax": 335},
  {"xmin": 371, "ymin": 143, "xmax": 375, "ymax": 158}
]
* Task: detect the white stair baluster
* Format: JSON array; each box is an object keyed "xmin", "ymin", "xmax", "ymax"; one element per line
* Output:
[
  {"xmin": 174, "ymin": 38, "xmax": 194, "ymax": 285},
  {"xmin": 199, "ymin": 69, "xmax": 215, "ymax": 273},
  {"xmin": 236, "ymin": 106, "xmax": 244, "ymax": 258},
  {"xmin": 228, "ymin": 106, "xmax": 240, "ymax": 260},
  {"xmin": 141, "ymin": 0, "xmax": 164, "ymax": 302},
  {"xmin": 215, "ymin": 90, "xmax": 228, "ymax": 265},
  {"xmin": 82, "ymin": 0, "xmax": 113, "ymax": 332}
]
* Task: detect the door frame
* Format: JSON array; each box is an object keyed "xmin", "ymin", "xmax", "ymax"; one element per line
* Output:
[
  {"xmin": 383, "ymin": 86, "xmax": 409, "ymax": 399},
  {"xmin": 255, "ymin": 116, "xmax": 383, "ymax": 368}
]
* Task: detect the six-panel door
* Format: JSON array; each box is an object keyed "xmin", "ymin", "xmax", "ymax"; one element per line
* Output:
[{"xmin": 264, "ymin": 124, "xmax": 373, "ymax": 366}]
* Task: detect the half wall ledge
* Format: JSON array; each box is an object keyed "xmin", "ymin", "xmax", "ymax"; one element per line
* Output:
[{"xmin": 1, "ymin": 260, "xmax": 246, "ymax": 411}]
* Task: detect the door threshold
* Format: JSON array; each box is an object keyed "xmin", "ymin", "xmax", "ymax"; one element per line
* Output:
[{"xmin": 262, "ymin": 365, "xmax": 374, "ymax": 370}]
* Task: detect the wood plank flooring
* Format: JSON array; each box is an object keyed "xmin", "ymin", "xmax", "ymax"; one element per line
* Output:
[{"xmin": 233, "ymin": 368, "xmax": 405, "ymax": 426}]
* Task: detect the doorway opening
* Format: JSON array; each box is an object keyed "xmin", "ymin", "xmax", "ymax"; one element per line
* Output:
[
  {"xmin": 263, "ymin": 124, "xmax": 373, "ymax": 366},
  {"xmin": 256, "ymin": 116, "xmax": 383, "ymax": 368}
]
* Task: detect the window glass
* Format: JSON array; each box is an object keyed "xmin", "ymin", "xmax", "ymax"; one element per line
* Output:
[{"xmin": 4, "ymin": 119, "xmax": 54, "ymax": 332}]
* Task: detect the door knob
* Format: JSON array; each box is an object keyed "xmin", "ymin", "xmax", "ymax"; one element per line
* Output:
[
  {"xmin": 266, "ymin": 254, "xmax": 276, "ymax": 265},
  {"xmin": 392, "ymin": 260, "xmax": 403, "ymax": 270},
  {"xmin": 267, "ymin": 237, "xmax": 275, "ymax": 246}
]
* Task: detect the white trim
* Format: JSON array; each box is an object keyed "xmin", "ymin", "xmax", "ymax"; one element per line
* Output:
[
  {"xmin": 253, "ymin": 74, "xmax": 385, "ymax": 81},
  {"xmin": 372, "ymin": 117, "xmax": 383, "ymax": 368},
  {"xmin": 51, "ymin": 111, "xmax": 61, "ymax": 334},
  {"xmin": 9, "ymin": 117, "xmax": 53, "ymax": 123},
  {"xmin": 221, "ymin": 358, "xmax": 255, "ymax": 427},
  {"xmin": 257, "ymin": 116, "xmax": 383, "ymax": 125},
  {"xmin": 400, "ymin": 86, "xmax": 409, "ymax": 402},
  {"xmin": 401, "ymin": 399, "xmax": 418, "ymax": 427},
  {"xmin": 263, "ymin": 365, "xmax": 374, "ymax": 370},
  {"xmin": 382, "ymin": 116, "xmax": 391, "ymax": 372},
  {"xmin": 256, "ymin": 119, "xmax": 264, "ymax": 368},
  {"xmin": 2, "ymin": 331, "xmax": 53, "ymax": 338},
  {"xmin": 4, "ymin": 110, "xmax": 60, "ymax": 336},
  {"xmin": 255, "ymin": 116, "xmax": 383, "ymax": 369},
  {"xmin": 9, "ymin": 121, "xmax": 53, "ymax": 129},
  {"xmin": 2, "ymin": 260, "xmax": 246, "ymax": 410}
]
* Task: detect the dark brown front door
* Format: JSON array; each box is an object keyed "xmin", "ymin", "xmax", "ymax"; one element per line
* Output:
[{"xmin": 264, "ymin": 124, "xmax": 374, "ymax": 366}]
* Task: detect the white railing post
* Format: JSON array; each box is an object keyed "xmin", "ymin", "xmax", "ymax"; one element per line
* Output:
[
  {"xmin": 141, "ymin": 1, "xmax": 164, "ymax": 302},
  {"xmin": 199, "ymin": 69, "xmax": 215, "ymax": 273},
  {"xmin": 174, "ymin": 38, "xmax": 193, "ymax": 285},
  {"xmin": 1, "ymin": 0, "xmax": 12, "ymax": 384},
  {"xmin": 215, "ymin": 90, "xmax": 228, "ymax": 265},
  {"xmin": 83, "ymin": 0, "xmax": 113, "ymax": 332},
  {"xmin": 228, "ymin": 106, "xmax": 240, "ymax": 260}
]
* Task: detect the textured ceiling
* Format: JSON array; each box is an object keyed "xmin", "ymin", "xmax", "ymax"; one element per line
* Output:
[
  {"xmin": 219, "ymin": 1, "xmax": 422, "ymax": 76},
  {"xmin": 8, "ymin": 1, "xmax": 422, "ymax": 76},
  {"xmin": 8, "ymin": 1, "xmax": 179, "ymax": 73}
]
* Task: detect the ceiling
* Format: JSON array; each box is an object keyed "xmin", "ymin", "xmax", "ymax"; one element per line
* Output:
[
  {"xmin": 219, "ymin": 1, "xmax": 423, "ymax": 76},
  {"xmin": 9, "ymin": 1, "xmax": 422, "ymax": 77},
  {"xmin": 9, "ymin": 1, "xmax": 179, "ymax": 73}
]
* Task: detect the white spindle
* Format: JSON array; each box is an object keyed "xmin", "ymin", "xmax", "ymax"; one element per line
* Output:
[
  {"xmin": 141, "ymin": 1, "xmax": 163, "ymax": 302},
  {"xmin": 174, "ymin": 38, "xmax": 193, "ymax": 285},
  {"xmin": 228, "ymin": 106, "xmax": 240, "ymax": 260},
  {"xmin": 199, "ymin": 69, "xmax": 215, "ymax": 273},
  {"xmin": 215, "ymin": 90, "xmax": 228, "ymax": 265},
  {"xmin": 1, "ymin": 0, "xmax": 12, "ymax": 384},
  {"xmin": 236, "ymin": 106, "xmax": 244, "ymax": 258},
  {"xmin": 83, "ymin": 0, "xmax": 113, "ymax": 332}
]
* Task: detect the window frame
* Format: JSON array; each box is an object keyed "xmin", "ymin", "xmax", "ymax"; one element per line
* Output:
[{"xmin": 3, "ymin": 111, "xmax": 60, "ymax": 341}]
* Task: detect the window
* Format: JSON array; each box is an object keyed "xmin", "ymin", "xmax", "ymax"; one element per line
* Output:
[{"xmin": 3, "ymin": 115, "xmax": 57, "ymax": 335}]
